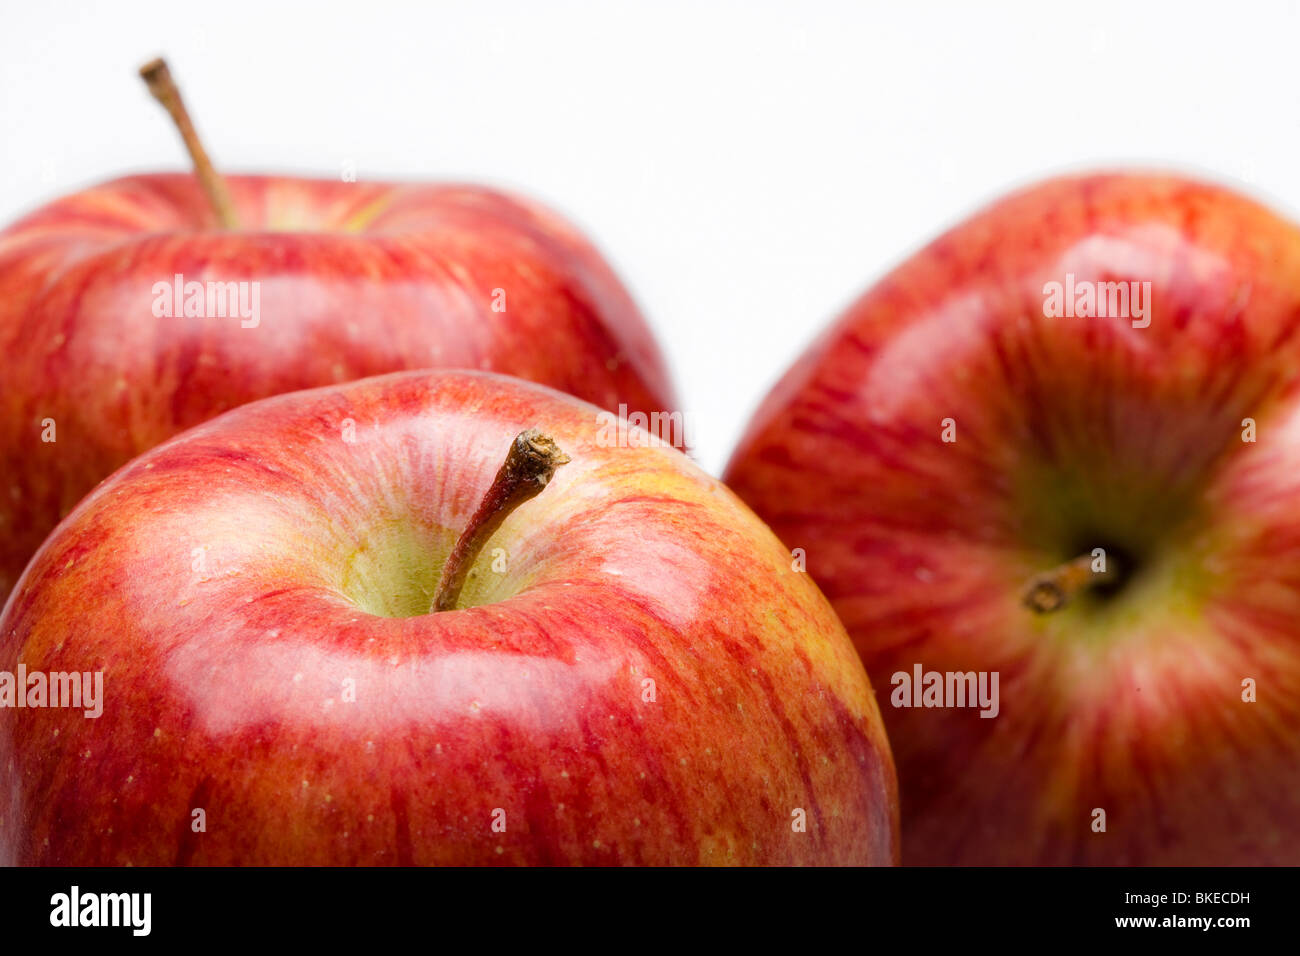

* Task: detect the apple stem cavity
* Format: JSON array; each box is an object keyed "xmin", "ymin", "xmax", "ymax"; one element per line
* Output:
[
  {"xmin": 1021, "ymin": 552, "xmax": 1117, "ymax": 614},
  {"xmin": 139, "ymin": 57, "xmax": 241, "ymax": 230},
  {"xmin": 432, "ymin": 429, "xmax": 571, "ymax": 613}
]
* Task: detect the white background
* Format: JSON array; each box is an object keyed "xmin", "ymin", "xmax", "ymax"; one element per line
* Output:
[{"xmin": 3, "ymin": 0, "xmax": 1298, "ymax": 476}]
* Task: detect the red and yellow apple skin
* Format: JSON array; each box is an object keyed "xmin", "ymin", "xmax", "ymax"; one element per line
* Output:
[
  {"xmin": 724, "ymin": 173, "xmax": 1300, "ymax": 865},
  {"xmin": 0, "ymin": 370, "xmax": 897, "ymax": 866},
  {"xmin": 0, "ymin": 174, "xmax": 677, "ymax": 601}
]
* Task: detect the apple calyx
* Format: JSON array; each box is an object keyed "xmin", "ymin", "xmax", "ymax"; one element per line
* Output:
[
  {"xmin": 139, "ymin": 57, "xmax": 242, "ymax": 229},
  {"xmin": 431, "ymin": 429, "xmax": 571, "ymax": 613},
  {"xmin": 1021, "ymin": 552, "xmax": 1116, "ymax": 614}
]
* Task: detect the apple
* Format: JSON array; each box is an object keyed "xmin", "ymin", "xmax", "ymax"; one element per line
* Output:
[
  {"xmin": 0, "ymin": 370, "xmax": 898, "ymax": 865},
  {"xmin": 0, "ymin": 59, "xmax": 678, "ymax": 601},
  {"xmin": 724, "ymin": 172, "xmax": 1300, "ymax": 865}
]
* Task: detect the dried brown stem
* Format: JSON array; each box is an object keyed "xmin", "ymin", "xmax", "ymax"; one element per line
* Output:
[
  {"xmin": 1022, "ymin": 552, "xmax": 1114, "ymax": 614},
  {"xmin": 139, "ymin": 57, "xmax": 241, "ymax": 229},
  {"xmin": 432, "ymin": 429, "xmax": 570, "ymax": 612}
]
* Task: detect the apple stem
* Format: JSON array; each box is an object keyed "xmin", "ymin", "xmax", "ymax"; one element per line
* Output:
[
  {"xmin": 1021, "ymin": 553, "xmax": 1114, "ymax": 614},
  {"xmin": 431, "ymin": 429, "xmax": 571, "ymax": 613},
  {"xmin": 139, "ymin": 57, "xmax": 241, "ymax": 230}
]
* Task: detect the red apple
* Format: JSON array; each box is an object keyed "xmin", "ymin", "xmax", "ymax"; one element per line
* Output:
[
  {"xmin": 0, "ymin": 59, "xmax": 677, "ymax": 601},
  {"xmin": 0, "ymin": 370, "xmax": 898, "ymax": 865},
  {"xmin": 724, "ymin": 172, "xmax": 1300, "ymax": 865}
]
